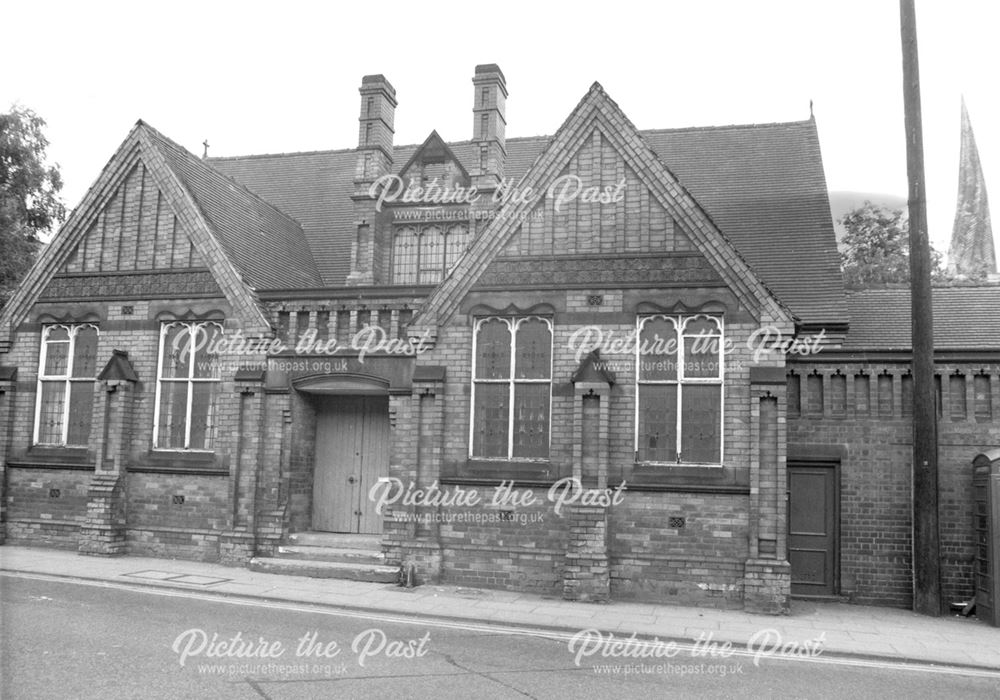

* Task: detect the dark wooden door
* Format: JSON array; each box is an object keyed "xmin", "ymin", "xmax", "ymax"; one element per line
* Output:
[
  {"xmin": 312, "ymin": 396, "xmax": 389, "ymax": 534},
  {"xmin": 788, "ymin": 463, "xmax": 837, "ymax": 596}
]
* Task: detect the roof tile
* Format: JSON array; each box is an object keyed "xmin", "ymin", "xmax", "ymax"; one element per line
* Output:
[
  {"xmin": 843, "ymin": 287, "xmax": 1000, "ymax": 350},
  {"xmin": 142, "ymin": 124, "xmax": 322, "ymax": 290},
  {"xmin": 210, "ymin": 120, "xmax": 847, "ymax": 325}
]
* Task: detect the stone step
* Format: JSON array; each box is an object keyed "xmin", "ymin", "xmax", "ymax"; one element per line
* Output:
[
  {"xmin": 276, "ymin": 545, "xmax": 385, "ymax": 565},
  {"xmin": 248, "ymin": 557, "xmax": 399, "ymax": 583},
  {"xmin": 287, "ymin": 532, "xmax": 383, "ymax": 551}
]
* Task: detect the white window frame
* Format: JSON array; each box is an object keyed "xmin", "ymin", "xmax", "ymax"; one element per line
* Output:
[
  {"xmin": 469, "ymin": 316, "xmax": 553, "ymax": 460},
  {"xmin": 634, "ymin": 314, "xmax": 724, "ymax": 465},
  {"xmin": 33, "ymin": 323, "xmax": 100, "ymax": 446},
  {"xmin": 152, "ymin": 320, "xmax": 222, "ymax": 451}
]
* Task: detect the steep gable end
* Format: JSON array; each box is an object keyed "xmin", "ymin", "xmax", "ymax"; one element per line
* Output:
[
  {"xmin": 498, "ymin": 127, "xmax": 694, "ymax": 258},
  {"xmin": 38, "ymin": 156, "xmax": 225, "ymax": 304},
  {"xmin": 414, "ymin": 84, "xmax": 793, "ymax": 335},
  {"xmin": 56, "ymin": 159, "xmax": 206, "ymax": 274},
  {"xmin": 0, "ymin": 122, "xmax": 272, "ymax": 346}
]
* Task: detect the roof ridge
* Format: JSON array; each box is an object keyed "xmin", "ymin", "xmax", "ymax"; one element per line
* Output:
[
  {"xmin": 640, "ymin": 119, "xmax": 815, "ymax": 135},
  {"xmin": 206, "ymin": 138, "xmax": 552, "ymax": 162},
  {"xmin": 208, "ymin": 145, "xmax": 359, "ymax": 161},
  {"xmin": 848, "ymin": 285, "xmax": 1000, "ymax": 295},
  {"xmin": 203, "ymin": 120, "xmax": 811, "ymax": 164}
]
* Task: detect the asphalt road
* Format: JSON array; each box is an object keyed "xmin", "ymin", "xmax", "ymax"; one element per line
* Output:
[{"xmin": 2, "ymin": 573, "xmax": 998, "ymax": 699}]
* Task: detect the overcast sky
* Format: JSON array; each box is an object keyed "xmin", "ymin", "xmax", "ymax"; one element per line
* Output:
[{"xmin": 4, "ymin": 0, "xmax": 997, "ymax": 258}]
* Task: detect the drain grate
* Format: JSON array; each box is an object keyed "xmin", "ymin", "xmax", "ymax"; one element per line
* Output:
[{"xmin": 122, "ymin": 570, "xmax": 231, "ymax": 586}]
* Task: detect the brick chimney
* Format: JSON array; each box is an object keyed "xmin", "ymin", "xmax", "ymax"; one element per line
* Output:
[
  {"xmin": 472, "ymin": 64, "xmax": 506, "ymax": 192},
  {"xmin": 348, "ymin": 74, "xmax": 396, "ymax": 286},
  {"xmin": 354, "ymin": 74, "xmax": 397, "ymax": 192}
]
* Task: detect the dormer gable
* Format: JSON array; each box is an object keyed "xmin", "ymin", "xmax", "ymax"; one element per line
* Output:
[{"xmin": 397, "ymin": 131, "xmax": 471, "ymax": 192}]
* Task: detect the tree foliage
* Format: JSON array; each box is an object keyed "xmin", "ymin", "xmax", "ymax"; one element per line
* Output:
[
  {"xmin": 839, "ymin": 201, "xmax": 946, "ymax": 288},
  {"xmin": 1, "ymin": 105, "xmax": 66, "ymax": 307}
]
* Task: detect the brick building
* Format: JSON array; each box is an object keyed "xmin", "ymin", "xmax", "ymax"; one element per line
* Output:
[{"xmin": 1, "ymin": 65, "xmax": 997, "ymax": 613}]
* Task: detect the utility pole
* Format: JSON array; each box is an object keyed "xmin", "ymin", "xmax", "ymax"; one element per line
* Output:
[{"xmin": 899, "ymin": 0, "xmax": 941, "ymax": 616}]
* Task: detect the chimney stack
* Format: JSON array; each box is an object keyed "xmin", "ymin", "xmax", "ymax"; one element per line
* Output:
[
  {"xmin": 348, "ymin": 74, "xmax": 396, "ymax": 286},
  {"xmin": 354, "ymin": 74, "xmax": 397, "ymax": 192},
  {"xmin": 472, "ymin": 64, "xmax": 507, "ymax": 192}
]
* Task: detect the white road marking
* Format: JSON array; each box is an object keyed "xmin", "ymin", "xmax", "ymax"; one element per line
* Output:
[{"xmin": 3, "ymin": 570, "xmax": 999, "ymax": 680}]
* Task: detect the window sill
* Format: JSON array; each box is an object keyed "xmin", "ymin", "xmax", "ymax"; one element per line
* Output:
[
  {"xmin": 634, "ymin": 461, "xmax": 725, "ymax": 470},
  {"xmin": 619, "ymin": 461, "xmax": 749, "ymax": 492},
  {"xmin": 444, "ymin": 458, "xmax": 559, "ymax": 483},
  {"xmin": 8, "ymin": 446, "xmax": 95, "ymax": 470},
  {"xmin": 129, "ymin": 450, "xmax": 227, "ymax": 476}
]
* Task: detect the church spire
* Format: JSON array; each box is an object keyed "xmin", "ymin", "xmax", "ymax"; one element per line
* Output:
[{"xmin": 947, "ymin": 98, "xmax": 996, "ymax": 278}]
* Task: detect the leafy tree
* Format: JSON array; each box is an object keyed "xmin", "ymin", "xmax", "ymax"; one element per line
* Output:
[
  {"xmin": 839, "ymin": 201, "xmax": 947, "ymax": 288},
  {"xmin": 1, "ymin": 105, "xmax": 66, "ymax": 307}
]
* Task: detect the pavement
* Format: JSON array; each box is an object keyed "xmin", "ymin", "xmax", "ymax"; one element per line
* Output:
[{"xmin": 2, "ymin": 545, "xmax": 999, "ymax": 672}]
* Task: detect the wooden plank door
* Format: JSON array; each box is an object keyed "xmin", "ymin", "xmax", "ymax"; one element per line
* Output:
[
  {"xmin": 788, "ymin": 463, "xmax": 837, "ymax": 596},
  {"xmin": 313, "ymin": 397, "xmax": 363, "ymax": 532},
  {"xmin": 357, "ymin": 396, "xmax": 389, "ymax": 534},
  {"xmin": 312, "ymin": 396, "xmax": 389, "ymax": 534}
]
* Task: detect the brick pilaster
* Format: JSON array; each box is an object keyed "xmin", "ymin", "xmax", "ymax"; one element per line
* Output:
[
  {"xmin": 563, "ymin": 504, "xmax": 610, "ymax": 602},
  {"xmin": 0, "ymin": 368, "xmax": 17, "ymax": 545},
  {"xmin": 80, "ymin": 371, "xmax": 136, "ymax": 556}
]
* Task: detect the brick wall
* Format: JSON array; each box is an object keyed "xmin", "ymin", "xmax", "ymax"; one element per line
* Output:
[
  {"xmin": 395, "ymin": 282, "xmax": 787, "ymax": 609},
  {"xmin": 609, "ymin": 492, "xmax": 749, "ymax": 608},
  {"xmin": 0, "ymin": 175, "xmax": 263, "ymax": 557},
  {"xmin": 125, "ymin": 472, "xmax": 229, "ymax": 560},
  {"xmin": 5, "ymin": 468, "xmax": 91, "ymax": 547},
  {"xmin": 788, "ymin": 361, "xmax": 1000, "ymax": 607}
]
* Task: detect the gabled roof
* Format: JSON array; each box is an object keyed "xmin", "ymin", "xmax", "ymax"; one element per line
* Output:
[
  {"xmin": 140, "ymin": 124, "xmax": 322, "ymax": 290},
  {"xmin": 413, "ymin": 82, "xmax": 793, "ymax": 334},
  {"xmin": 0, "ymin": 121, "xmax": 295, "ymax": 343},
  {"xmin": 396, "ymin": 130, "xmax": 471, "ymax": 184},
  {"xmin": 842, "ymin": 286, "xmax": 1000, "ymax": 351},
  {"xmin": 211, "ymin": 114, "xmax": 845, "ymax": 326}
]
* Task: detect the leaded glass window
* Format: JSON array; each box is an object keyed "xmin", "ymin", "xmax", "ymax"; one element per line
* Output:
[
  {"xmin": 392, "ymin": 223, "xmax": 471, "ymax": 284},
  {"xmin": 153, "ymin": 321, "xmax": 222, "ymax": 450},
  {"xmin": 34, "ymin": 324, "xmax": 99, "ymax": 446},
  {"xmin": 471, "ymin": 317, "xmax": 552, "ymax": 459},
  {"xmin": 636, "ymin": 314, "xmax": 723, "ymax": 464}
]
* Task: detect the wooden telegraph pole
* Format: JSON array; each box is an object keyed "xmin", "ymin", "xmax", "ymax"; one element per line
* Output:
[{"xmin": 899, "ymin": 0, "xmax": 941, "ymax": 616}]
